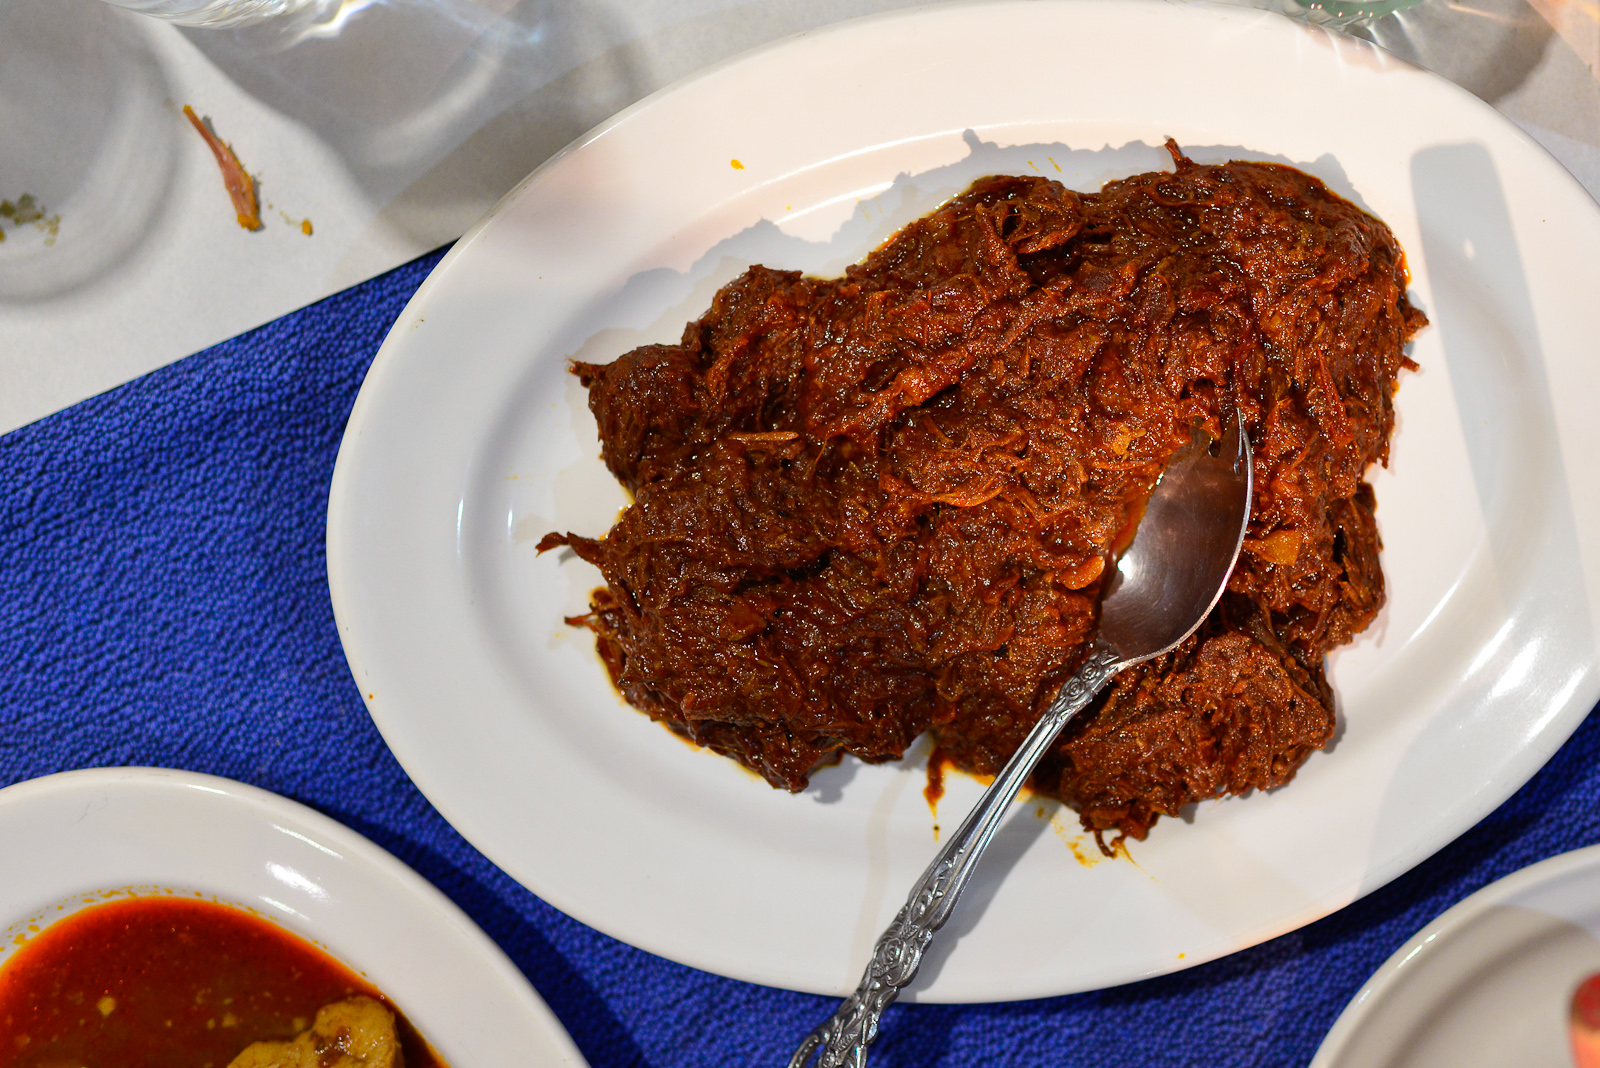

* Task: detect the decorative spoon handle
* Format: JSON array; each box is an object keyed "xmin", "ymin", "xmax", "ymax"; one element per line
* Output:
[{"xmin": 787, "ymin": 640, "xmax": 1124, "ymax": 1068}]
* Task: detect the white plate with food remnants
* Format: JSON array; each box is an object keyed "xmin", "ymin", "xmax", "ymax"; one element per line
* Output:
[
  {"xmin": 1312, "ymin": 845, "xmax": 1600, "ymax": 1068},
  {"xmin": 327, "ymin": 0, "xmax": 1600, "ymax": 1000},
  {"xmin": 0, "ymin": 768, "xmax": 586, "ymax": 1067}
]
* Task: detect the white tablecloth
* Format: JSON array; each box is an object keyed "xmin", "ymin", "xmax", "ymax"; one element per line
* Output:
[{"xmin": 0, "ymin": 0, "xmax": 1595, "ymax": 436}]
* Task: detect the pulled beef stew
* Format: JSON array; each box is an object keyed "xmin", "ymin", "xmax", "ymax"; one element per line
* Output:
[{"xmin": 541, "ymin": 143, "xmax": 1425, "ymax": 844}]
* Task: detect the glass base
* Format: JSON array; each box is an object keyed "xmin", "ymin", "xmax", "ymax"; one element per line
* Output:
[
  {"xmin": 100, "ymin": 0, "xmax": 331, "ymax": 29},
  {"xmin": 1220, "ymin": 0, "xmax": 1428, "ymax": 28}
]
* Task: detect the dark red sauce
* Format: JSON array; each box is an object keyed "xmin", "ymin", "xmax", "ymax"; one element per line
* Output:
[
  {"xmin": 0, "ymin": 896, "xmax": 442, "ymax": 1068},
  {"xmin": 923, "ymin": 746, "xmax": 950, "ymax": 813}
]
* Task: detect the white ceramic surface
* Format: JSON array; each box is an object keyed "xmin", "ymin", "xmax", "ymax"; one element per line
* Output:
[
  {"xmin": 327, "ymin": 0, "xmax": 1600, "ymax": 1000},
  {"xmin": 1312, "ymin": 846, "xmax": 1600, "ymax": 1068},
  {"xmin": 0, "ymin": 768, "xmax": 587, "ymax": 1067}
]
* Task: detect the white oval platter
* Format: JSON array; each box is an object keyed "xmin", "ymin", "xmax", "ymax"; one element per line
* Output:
[{"xmin": 327, "ymin": 0, "xmax": 1600, "ymax": 1000}]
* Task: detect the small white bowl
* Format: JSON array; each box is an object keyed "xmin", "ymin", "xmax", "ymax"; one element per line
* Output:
[{"xmin": 0, "ymin": 767, "xmax": 586, "ymax": 1068}]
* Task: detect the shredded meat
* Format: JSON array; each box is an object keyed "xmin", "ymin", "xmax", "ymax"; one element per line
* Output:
[{"xmin": 541, "ymin": 142, "xmax": 1425, "ymax": 844}]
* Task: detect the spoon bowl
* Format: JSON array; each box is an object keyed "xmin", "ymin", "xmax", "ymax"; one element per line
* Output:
[{"xmin": 1101, "ymin": 414, "xmax": 1252, "ymax": 662}]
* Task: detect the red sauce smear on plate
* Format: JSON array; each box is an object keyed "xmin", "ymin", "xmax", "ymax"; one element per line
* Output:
[
  {"xmin": 923, "ymin": 746, "xmax": 949, "ymax": 813},
  {"xmin": 0, "ymin": 896, "xmax": 441, "ymax": 1068}
]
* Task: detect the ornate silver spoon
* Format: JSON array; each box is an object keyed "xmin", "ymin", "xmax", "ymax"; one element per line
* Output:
[{"xmin": 789, "ymin": 412, "xmax": 1253, "ymax": 1068}]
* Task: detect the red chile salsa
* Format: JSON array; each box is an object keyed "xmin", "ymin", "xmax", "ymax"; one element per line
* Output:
[{"xmin": 0, "ymin": 896, "xmax": 442, "ymax": 1068}]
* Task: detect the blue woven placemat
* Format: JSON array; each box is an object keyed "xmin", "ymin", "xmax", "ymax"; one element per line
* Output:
[{"xmin": 2, "ymin": 248, "xmax": 1597, "ymax": 1067}]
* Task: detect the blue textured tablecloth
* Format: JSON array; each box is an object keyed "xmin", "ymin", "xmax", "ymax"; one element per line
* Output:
[{"xmin": 3, "ymin": 248, "xmax": 1598, "ymax": 1067}]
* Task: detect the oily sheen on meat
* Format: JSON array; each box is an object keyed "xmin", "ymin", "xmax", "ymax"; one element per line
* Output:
[{"xmin": 541, "ymin": 143, "xmax": 1425, "ymax": 844}]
